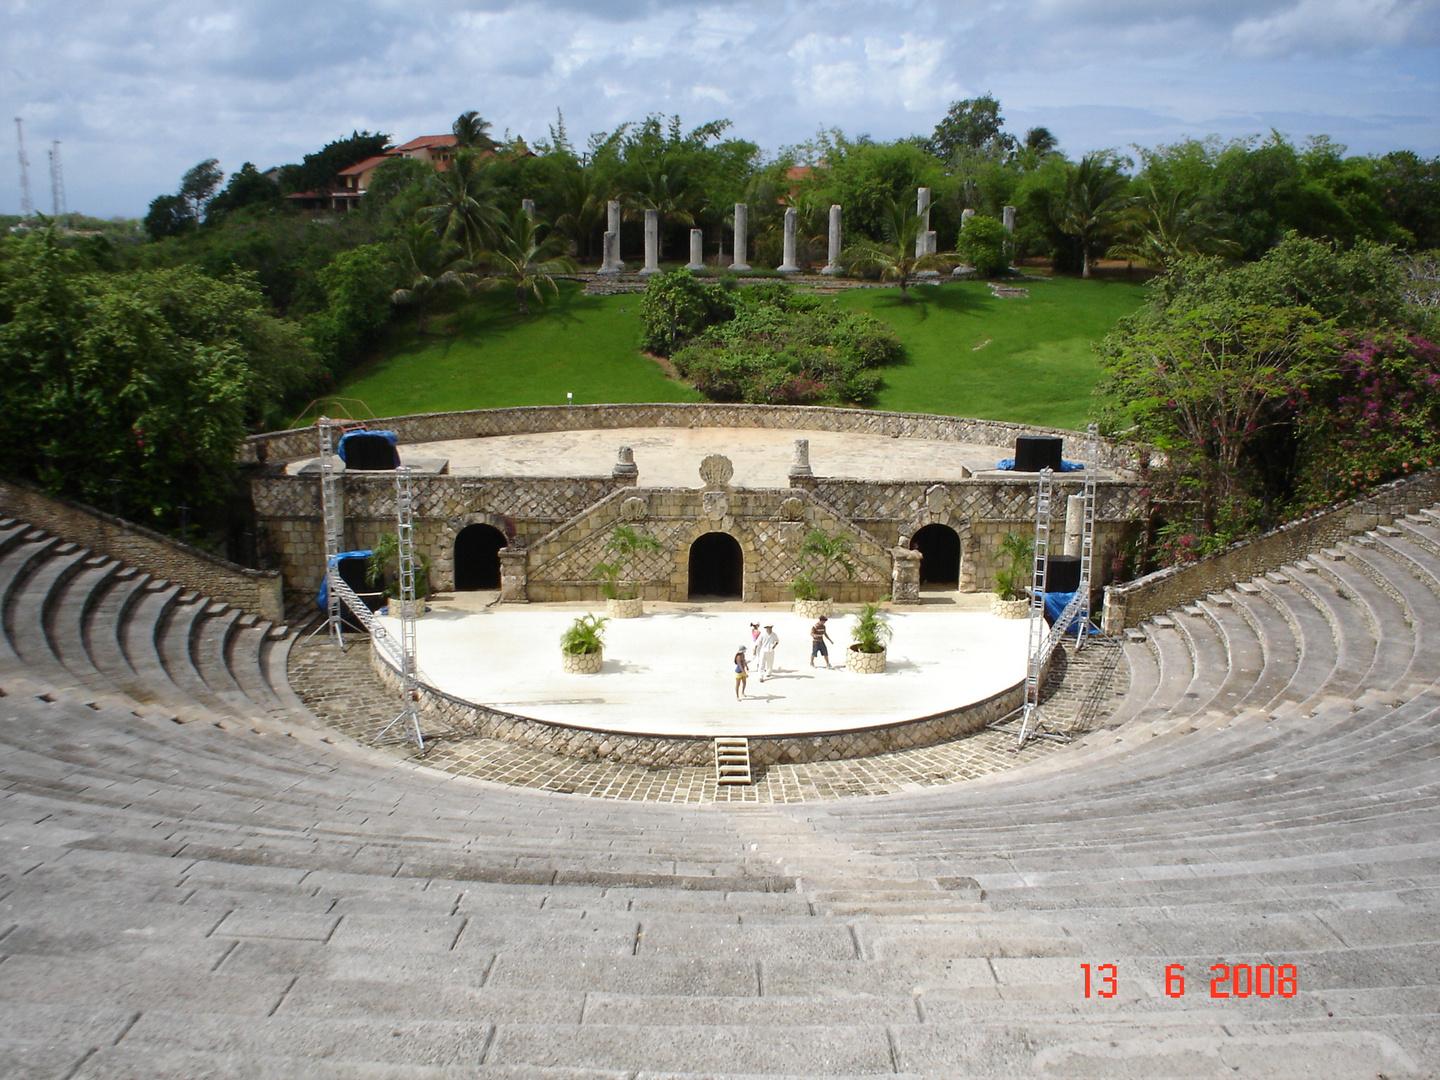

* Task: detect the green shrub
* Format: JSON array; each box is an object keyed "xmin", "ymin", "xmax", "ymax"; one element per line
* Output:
[
  {"xmin": 638, "ymin": 269, "xmax": 734, "ymax": 356},
  {"xmin": 956, "ymin": 214, "xmax": 1012, "ymax": 277},
  {"xmin": 992, "ymin": 531, "xmax": 1033, "ymax": 601}
]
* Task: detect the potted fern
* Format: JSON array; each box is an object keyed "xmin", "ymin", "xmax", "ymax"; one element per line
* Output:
[
  {"xmin": 846, "ymin": 600, "xmax": 892, "ymax": 674},
  {"xmin": 593, "ymin": 524, "xmax": 661, "ymax": 618},
  {"xmin": 560, "ymin": 613, "xmax": 608, "ymax": 674},
  {"xmin": 791, "ymin": 529, "xmax": 856, "ymax": 618},
  {"xmin": 366, "ymin": 532, "xmax": 433, "ymax": 618},
  {"xmin": 991, "ymin": 531, "xmax": 1034, "ymax": 619}
]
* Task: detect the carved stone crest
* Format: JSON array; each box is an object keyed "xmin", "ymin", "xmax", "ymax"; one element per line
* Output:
[
  {"xmin": 779, "ymin": 496, "xmax": 805, "ymax": 521},
  {"xmin": 698, "ymin": 454, "xmax": 734, "ymax": 489},
  {"xmin": 702, "ymin": 491, "xmax": 729, "ymax": 519},
  {"xmin": 925, "ymin": 483, "xmax": 951, "ymax": 513},
  {"xmin": 620, "ymin": 496, "xmax": 648, "ymax": 521}
]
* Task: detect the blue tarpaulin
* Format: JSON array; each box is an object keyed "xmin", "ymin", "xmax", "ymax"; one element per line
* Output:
[
  {"xmin": 995, "ymin": 458, "xmax": 1086, "ymax": 472},
  {"xmin": 337, "ymin": 430, "xmax": 399, "ymax": 467},
  {"xmin": 1043, "ymin": 590, "xmax": 1100, "ymax": 635},
  {"xmin": 317, "ymin": 550, "xmax": 374, "ymax": 612}
]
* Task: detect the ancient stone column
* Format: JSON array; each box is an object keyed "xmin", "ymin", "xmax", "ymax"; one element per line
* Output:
[
  {"xmin": 640, "ymin": 208, "xmax": 660, "ymax": 277},
  {"xmin": 1064, "ymin": 494, "xmax": 1085, "ymax": 557},
  {"xmin": 789, "ymin": 438, "xmax": 813, "ymax": 479},
  {"xmin": 822, "ymin": 204, "xmax": 842, "ymax": 275},
  {"xmin": 731, "ymin": 203, "xmax": 750, "ymax": 271},
  {"xmin": 778, "ymin": 207, "xmax": 800, "ymax": 273},
  {"xmin": 598, "ymin": 230, "xmax": 619, "ymax": 275},
  {"xmin": 915, "ymin": 187, "xmax": 932, "ymax": 258},
  {"xmin": 608, "ymin": 200, "xmax": 626, "ymax": 269},
  {"xmin": 521, "ymin": 198, "xmax": 535, "ymax": 218},
  {"xmin": 686, "ymin": 229, "xmax": 705, "ymax": 271},
  {"xmin": 1002, "ymin": 205, "xmax": 1016, "ymax": 233}
]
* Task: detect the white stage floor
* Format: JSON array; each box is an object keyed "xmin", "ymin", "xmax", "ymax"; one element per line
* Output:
[{"xmin": 379, "ymin": 600, "xmax": 1030, "ymax": 738}]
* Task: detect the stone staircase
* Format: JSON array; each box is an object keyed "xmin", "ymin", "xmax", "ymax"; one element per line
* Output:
[{"xmin": 1, "ymin": 512, "xmax": 1438, "ymax": 1077}]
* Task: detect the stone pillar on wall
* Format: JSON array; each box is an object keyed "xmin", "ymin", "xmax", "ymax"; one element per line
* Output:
[
  {"xmin": 686, "ymin": 229, "xmax": 705, "ymax": 271},
  {"xmin": 613, "ymin": 445, "xmax": 639, "ymax": 485},
  {"xmin": 822, "ymin": 204, "xmax": 842, "ymax": 274},
  {"xmin": 731, "ymin": 203, "xmax": 750, "ymax": 271},
  {"xmin": 499, "ymin": 548, "xmax": 528, "ymax": 603},
  {"xmin": 788, "ymin": 438, "xmax": 815, "ymax": 490},
  {"xmin": 891, "ymin": 546, "xmax": 922, "ymax": 604},
  {"xmin": 640, "ymin": 209, "xmax": 661, "ymax": 276},
  {"xmin": 778, "ymin": 207, "xmax": 800, "ymax": 273}
]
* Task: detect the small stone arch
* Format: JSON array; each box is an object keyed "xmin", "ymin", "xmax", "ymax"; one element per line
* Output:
[
  {"xmin": 688, "ymin": 531, "xmax": 745, "ymax": 600},
  {"xmin": 911, "ymin": 523, "xmax": 961, "ymax": 587},
  {"xmin": 904, "ymin": 513, "xmax": 976, "ymax": 592}
]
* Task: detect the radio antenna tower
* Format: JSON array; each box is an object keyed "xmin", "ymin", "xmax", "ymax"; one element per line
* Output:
[
  {"xmin": 15, "ymin": 118, "xmax": 34, "ymax": 218},
  {"xmin": 48, "ymin": 140, "xmax": 66, "ymax": 219}
]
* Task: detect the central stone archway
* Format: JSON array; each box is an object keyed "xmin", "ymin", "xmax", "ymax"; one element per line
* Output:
[
  {"xmin": 688, "ymin": 532, "xmax": 743, "ymax": 599},
  {"xmin": 912, "ymin": 523, "xmax": 961, "ymax": 587}
]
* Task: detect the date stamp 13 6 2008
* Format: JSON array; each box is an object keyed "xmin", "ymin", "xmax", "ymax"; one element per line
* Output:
[{"xmin": 1081, "ymin": 962, "xmax": 1300, "ymax": 1000}]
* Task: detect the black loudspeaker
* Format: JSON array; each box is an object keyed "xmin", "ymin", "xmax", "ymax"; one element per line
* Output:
[
  {"xmin": 1014, "ymin": 435, "xmax": 1063, "ymax": 472},
  {"xmin": 1045, "ymin": 554, "xmax": 1081, "ymax": 593},
  {"xmin": 344, "ymin": 433, "xmax": 399, "ymax": 471}
]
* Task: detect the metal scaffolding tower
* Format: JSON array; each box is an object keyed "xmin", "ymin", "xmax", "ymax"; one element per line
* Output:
[
  {"xmin": 48, "ymin": 140, "xmax": 65, "ymax": 219},
  {"xmin": 370, "ymin": 465, "xmax": 426, "ymax": 753},
  {"xmin": 15, "ymin": 118, "xmax": 33, "ymax": 219},
  {"xmin": 1072, "ymin": 422, "xmax": 1099, "ymax": 658},
  {"xmin": 304, "ymin": 417, "xmax": 347, "ymax": 649}
]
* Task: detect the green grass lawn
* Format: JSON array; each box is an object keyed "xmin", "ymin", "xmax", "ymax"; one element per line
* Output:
[
  {"xmin": 328, "ymin": 275, "xmax": 1149, "ymax": 428},
  {"xmin": 327, "ymin": 282, "xmax": 702, "ymax": 419},
  {"xmin": 834, "ymin": 276, "xmax": 1150, "ymax": 429}
]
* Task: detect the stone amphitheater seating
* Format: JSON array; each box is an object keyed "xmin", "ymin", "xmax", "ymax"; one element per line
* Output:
[{"xmin": 1, "ymin": 509, "xmax": 1438, "ymax": 1079}]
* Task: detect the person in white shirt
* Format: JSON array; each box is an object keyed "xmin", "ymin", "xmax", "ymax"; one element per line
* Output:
[{"xmin": 754, "ymin": 624, "xmax": 779, "ymax": 681}]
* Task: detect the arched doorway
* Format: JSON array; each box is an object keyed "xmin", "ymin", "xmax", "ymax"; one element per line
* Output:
[
  {"xmin": 454, "ymin": 524, "xmax": 506, "ymax": 590},
  {"xmin": 912, "ymin": 523, "xmax": 960, "ymax": 588},
  {"xmin": 688, "ymin": 532, "xmax": 743, "ymax": 599}
]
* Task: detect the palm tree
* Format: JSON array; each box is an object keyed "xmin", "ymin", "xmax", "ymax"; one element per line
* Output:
[
  {"xmin": 842, "ymin": 198, "xmax": 951, "ymax": 300},
  {"xmin": 423, "ymin": 151, "xmax": 503, "ymax": 261},
  {"xmin": 547, "ymin": 157, "xmax": 607, "ymax": 261},
  {"xmin": 477, "ymin": 208, "xmax": 578, "ymax": 315},
  {"xmin": 1107, "ymin": 180, "xmax": 1240, "ymax": 270},
  {"xmin": 390, "ymin": 220, "xmax": 477, "ymax": 333},
  {"xmin": 622, "ymin": 159, "xmax": 705, "ymax": 259},
  {"xmin": 1054, "ymin": 154, "xmax": 1130, "ymax": 278},
  {"xmin": 452, "ymin": 111, "xmax": 495, "ymax": 151}
]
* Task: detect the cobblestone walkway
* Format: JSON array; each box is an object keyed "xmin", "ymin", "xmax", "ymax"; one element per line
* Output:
[{"xmin": 289, "ymin": 634, "xmax": 1127, "ymax": 804}]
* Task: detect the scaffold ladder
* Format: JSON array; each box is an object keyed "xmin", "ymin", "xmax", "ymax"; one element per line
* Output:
[
  {"xmin": 370, "ymin": 465, "xmax": 427, "ymax": 754},
  {"xmin": 1073, "ymin": 422, "xmax": 1099, "ymax": 656},
  {"xmin": 306, "ymin": 417, "xmax": 347, "ymax": 649}
]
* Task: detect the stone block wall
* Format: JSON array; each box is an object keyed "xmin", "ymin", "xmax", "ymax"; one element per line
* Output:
[
  {"xmin": 243, "ymin": 403, "xmax": 1145, "ymax": 471},
  {"xmin": 0, "ymin": 478, "xmax": 284, "ymax": 623},
  {"xmin": 522, "ymin": 486, "xmax": 894, "ymax": 603},
  {"xmin": 1101, "ymin": 468, "xmax": 1440, "ymax": 632}
]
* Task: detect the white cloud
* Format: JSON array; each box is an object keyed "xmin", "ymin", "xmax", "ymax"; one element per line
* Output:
[{"xmin": 1232, "ymin": 0, "xmax": 1439, "ymax": 56}]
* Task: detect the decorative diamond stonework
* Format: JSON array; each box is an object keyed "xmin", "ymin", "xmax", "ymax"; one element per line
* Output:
[{"xmin": 699, "ymin": 454, "xmax": 734, "ymax": 488}]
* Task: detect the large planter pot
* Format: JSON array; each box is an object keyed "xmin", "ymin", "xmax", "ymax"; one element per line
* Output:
[
  {"xmin": 605, "ymin": 596, "xmax": 645, "ymax": 619},
  {"xmin": 385, "ymin": 599, "xmax": 427, "ymax": 619},
  {"xmin": 562, "ymin": 649, "xmax": 603, "ymax": 674},
  {"xmin": 793, "ymin": 598, "xmax": 834, "ymax": 619},
  {"xmin": 846, "ymin": 643, "xmax": 887, "ymax": 674},
  {"xmin": 990, "ymin": 595, "xmax": 1031, "ymax": 619}
]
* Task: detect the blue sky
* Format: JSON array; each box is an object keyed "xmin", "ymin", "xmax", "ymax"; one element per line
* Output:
[{"xmin": 4, "ymin": 0, "xmax": 1438, "ymax": 219}]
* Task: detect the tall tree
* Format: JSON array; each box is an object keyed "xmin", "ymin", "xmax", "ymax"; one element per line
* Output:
[
  {"xmin": 423, "ymin": 151, "xmax": 503, "ymax": 260},
  {"xmin": 452, "ymin": 110, "xmax": 496, "ymax": 151},
  {"xmin": 929, "ymin": 95, "xmax": 1013, "ymax": 160},
  {"xmin": 477, "ymin": 209, "xmax": 577, "ymax": 315},
  {"xmin": 1053, "ymin": 153, "xmax": 1129, "ymax": 278},
  {"xmin": 1107, "ymin": 180, "xmax": 1239, "ymax": 270}
]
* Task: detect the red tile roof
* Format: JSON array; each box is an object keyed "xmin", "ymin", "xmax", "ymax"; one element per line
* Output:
[
  {"xmin": 337, "ymin": 155, "xmax": 391, "ymax": 176},
  {"xmin": 389, "ymin": 134, "xmax": 458, "ymax": 153}
]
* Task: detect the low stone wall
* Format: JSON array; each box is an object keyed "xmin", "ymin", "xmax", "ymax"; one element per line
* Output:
[
  {"xmin": 1101, "ymin": 469, "xmax": 1440, "ymax": 632},
  {"xmin": 0, "ymin": 477, "xmax": 284, "ymax": 624},
  {"xmin": 371, "ymin": 643, "xmax": 1022, "ymax": 767},
  {"xmin": 244, "ymin": 403, "xmax": 1143, "ymax": 470}
]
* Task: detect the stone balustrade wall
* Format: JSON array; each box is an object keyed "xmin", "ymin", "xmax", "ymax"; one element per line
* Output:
[{"xmin": 1101, "ymin": 468, "xmax": 1440, "ymax": 632}]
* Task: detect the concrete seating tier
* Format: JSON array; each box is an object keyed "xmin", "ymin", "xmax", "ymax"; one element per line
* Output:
[{"xmin": 1, "ymin": 512, "xmax": 1438, "ymax": 1078}]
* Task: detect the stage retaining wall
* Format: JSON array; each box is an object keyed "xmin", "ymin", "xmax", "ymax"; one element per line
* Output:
[{"xmin": 0, "ymin": 477, "xmax": 284, "ymax": 623}]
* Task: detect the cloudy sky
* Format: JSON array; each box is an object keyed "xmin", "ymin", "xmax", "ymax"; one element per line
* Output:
[{"xmin": 4, "ymin": 0, "xmax": 1439, "ymax": 219}]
